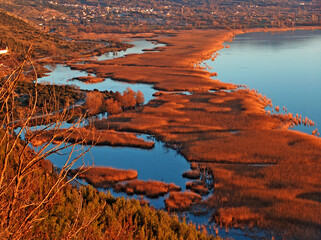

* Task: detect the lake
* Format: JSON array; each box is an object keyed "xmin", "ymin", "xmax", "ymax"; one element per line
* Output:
[
  {"xmin": 35, "ymin": 34, "xmax": 310, "ymax": 239},
  {"xmin": 204, "ymin": 29, "xmax": 321, "ymax": 134},
  {"xmin": 38, "ymin": 39, "xmax": 166, "ymax": 103},
  {"xmin": 36, "ymin": 40, "xmax": 194, "ymax": 209},
  {"xmin": 38, "ymin": 134, "xmax": 191, "ymax": 209},
  {"xmin": 95, "ymin": 39, "xmax": 166, "ymax": 61}
]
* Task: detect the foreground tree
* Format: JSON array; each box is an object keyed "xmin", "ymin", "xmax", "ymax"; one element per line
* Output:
[
  {"xmin": 0, "ymin": 55, "xmax": 95, "ymax": 238},
  {"xmin": 0, "ymin": 54, "xmax": 218, "ymax": 240}
]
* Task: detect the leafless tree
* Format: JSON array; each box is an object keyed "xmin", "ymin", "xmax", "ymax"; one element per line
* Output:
[
  {"xmin": 0, "ymin": 53, "xmax": 100, "ymax": 239},
  {"xmin": 85, "ymin": 91, "xmax": 104, "ymax": 115},
  {"xmin": 135, "ymin": 90, "xmax": 145, "ymax": 106}
]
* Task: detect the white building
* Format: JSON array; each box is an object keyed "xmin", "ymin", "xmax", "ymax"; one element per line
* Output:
[{"xmin": 0, "ymin": 47, "xmax": 8, "ymax": 55}]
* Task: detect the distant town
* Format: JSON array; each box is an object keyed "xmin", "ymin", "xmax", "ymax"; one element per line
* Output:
[{"xmin": 3, "ymin": 0, "xmax": 319, "ymax": 35}]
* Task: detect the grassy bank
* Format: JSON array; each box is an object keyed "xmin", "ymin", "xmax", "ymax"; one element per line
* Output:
[
  {"xmin": 94, "ymin": 88, "xmax": 321, "ymax": 238},
  {"xmin": 28, "ymin": 128, "xmax": 155, "ymax": 149}
]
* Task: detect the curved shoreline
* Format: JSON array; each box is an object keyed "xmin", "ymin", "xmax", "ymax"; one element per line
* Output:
[
  {"xmin": 67, "ymin": 26, "xmax": 321, "ymax": 92},
  {"xmin": 203, "ymin": 27, "xmax": 321, "ymax": 136},
  {"xmin": 86, "ymin": 27, "xmax": 321, "ymax": 239},
  {"xmin": 36, "ymin": 26, "xmax": 321, "ymax": 239},
  {"xmin": 28, "ymin": 128, "xmax": 155, "ymax": 149}
]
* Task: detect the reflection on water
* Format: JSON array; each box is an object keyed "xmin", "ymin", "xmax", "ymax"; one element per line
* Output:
[
  {"xmin": 96, "ymin": 39, "xmax": 165, "ymax": 61},
  {"xmin": 39, "ymin": 65, "xmax": 155, "ymax": 103},
  {"xmin": 38, "ymin": 39, "xmax": 166, "ymax": 103},
  {"xmin": 204, "ymin": 30, "xmax": 321, "ymax": 134},
  {"xmin": 39, "ymin": 134, "xmax": 190, "ymax": 208},
  {"xmin": 34, "ymin": 37, "xmax": 272, "ymax": 239},
  {"xmin": 38, "ymin": 64, "xmax": 88, "ymax": 86}
]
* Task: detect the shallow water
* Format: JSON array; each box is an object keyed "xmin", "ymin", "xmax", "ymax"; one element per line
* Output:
[
  {"xmin": 34, "ymin": 38, "xmax": 271, "ymax": 239},
  {"xmin": 39, "ymin": 65, "xmax": 156, "ymax": 103},
  {"xmin": 37, "ymin": 39, "xmax": 166, "ymax": 103},
  {"xmin": 95, "ymin": 39, "xmax": 166, "ymax": 61},
  {"xmin": 44, "ymin": 137, "xmax": 269, "ymax": 238},
  {"xmin": 36, "ymin": 134, "xmax": 190, "ymax": 208},
  {"xmin": 204, "ymin": 30, "xmax": 321, "ymax": 135}
]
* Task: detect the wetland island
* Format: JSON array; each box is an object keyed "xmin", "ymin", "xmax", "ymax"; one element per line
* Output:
[{"xmin": 0, "ymin": 0, "xmax": 320, "ymax": 239}]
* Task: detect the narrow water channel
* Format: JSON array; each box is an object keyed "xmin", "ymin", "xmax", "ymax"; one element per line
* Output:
[
  {"xmin": 39, "ymin": 64, "xmax": 156, "ymax": 103},
  {"xmin": 38, "ymin": 39, "xmax": 165, "ymax": 103},
  {"xmin": 95, "ymin": 39, "xmax": 166, "ymax": 61},
  {"xmin": 36, "ymin": 39, "xmax": 191, "ymax": 209},
  {"xmin": 35, "ymin": 38, "xmax": 272, "ymax": 239}
]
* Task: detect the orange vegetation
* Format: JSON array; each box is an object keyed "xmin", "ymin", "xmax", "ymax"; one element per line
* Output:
[
  {"xmin": 182, "ymin": 170, "xmax": 201, "ymax": 179},
  {"xmin": 70, "ymin": 167, "xmax": 137, "ymax": 188},
  {"xmin": 68, "ymin": 28, "xmax": 320, "ymax": 238},
  {"xmin": 68, "ymin": 30, "xmax": 238, "ymax": 92},
  {"xmin": 67, "ymin": 28, "xmax": 317, "ymax": 92},
  {"xmin": 85, "ymin": 91, "xmax": 104, "ymax": 115},
  {"xmin": 73, "ymin": 76, "xmax": 105, "ymax": 83},
  {"xmin": 93, "ymin": 90, "xmax": 321, "ymax": 238},
  {"xmin": 165, "ymin": 191, "xmax": 202, "ymax": 211},
  {"xmin": 186, "ymin": 181, "xmax": 209, "ymax": 196},
  {"xmin": 115, "ymin": 180, "xmax": 181, "ymax": 198},
  {"xmin": 94, "ymin": 90, "xmax": 291, "ymax": 163},
  {"xmin": 213, "ymin": 207, "xmax": 261, "ymax": 228},
  {"xmin": 206, "ymin": 160, "xmax": 321, "ymax": 238},
  {"xmin": 28, "ymin": 127, "xmax": 154, "ymax": 149}
]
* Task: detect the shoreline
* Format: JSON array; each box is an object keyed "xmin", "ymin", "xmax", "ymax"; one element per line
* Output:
[
  {"xmin": 28, "ymin": 128, "xmax": 155, "ymax": 149},
  {"xmin": 207, "ymin": 26, "xmax": 320, "ymax": 136},
  {"xmin": 86, "ymin": 28, "xmax": 321, "ymax": 239},
  {"xmin": 193, "ymin": 26, "xmax": 321, "ymax": 73},
  {"xmin": 34, "ymin": 26, "xmax": 321, "ymax": 239}
]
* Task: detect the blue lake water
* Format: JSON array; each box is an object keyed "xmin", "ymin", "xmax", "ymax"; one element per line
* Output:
[
  {"xmin": 35, "ymin": 39, "xmax": 190, "ymax": 209},
  {"xmin": 39, "ymin": 64, "xmax": 156, "ymax": 103},
  {"xmin": 36, "ymin": 39, "xmax": 191, "ymax": 197},
  {"xmin": 33, "ymin": 36, "xmax": 288, "ymax": 239},
  {"xmin": 204, "ymin": 30, "xmax": 321, "ymax": 134},
  {"xmin": 40, "ymin": 134, "xmax": 190, "ymax": 209},
  {"xmin": 95, "ymin": 39, "xmax": 166, "ymax": 61},
  {"xmin": 46, "ymin": 135, "xmax": 190, "ymax": 188},
  {"xmin": 38, "ymin": 39, "xmax": 165, "ymax": 103}
]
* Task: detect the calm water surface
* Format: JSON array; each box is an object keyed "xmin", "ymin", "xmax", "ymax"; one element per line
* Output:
[
  {"xmin": 204, "ymin": 30, "xmax": 321, "ymax": 134},
  {"xmin": 38, "ymin": 39, "xmax": 165, "ymax": 103},
  {"xmin": 42, "ymin": 134, "xmax": 190, "ymax": 208},
  {"xmin": 35, "ymin": 38, "xmax": 273, "ymax": 239},
  {"xmin": 96, "ymin": 39, "xmax": 165, "ymax": 61},
  {"xmin": 39, "ymin": 65, "xmax": 156, "ymax": 103},
  {"xmin": 36, "ymin": 40, "xmax": 190, "ymax": 208}
]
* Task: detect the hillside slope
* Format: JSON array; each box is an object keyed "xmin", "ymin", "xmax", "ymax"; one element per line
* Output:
[{"xmin": 0, "ymin": 9, "xmax": 92, "ymax": 58}]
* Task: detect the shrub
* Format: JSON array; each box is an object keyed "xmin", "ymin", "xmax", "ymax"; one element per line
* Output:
[
  {"xmin": 85, "ymin": 91, "xmax": 104, "ymax": 115},
  {"xmin": 120, "ymin": 87, "xmax": 136, "ymax": 109},
  {"xmin": 105, "ymin": 98, "xmax": 122, "ymax": 115},
  {"xmin": 136, "ymin": 90, "xmax": 145, "ymax": 105}
]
